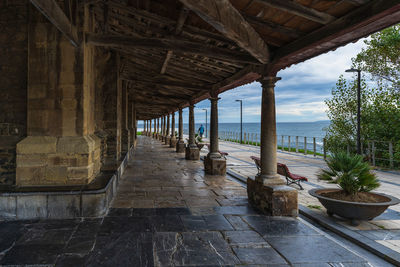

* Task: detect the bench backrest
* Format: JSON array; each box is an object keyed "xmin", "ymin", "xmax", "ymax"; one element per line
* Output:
[{"xmin": 277, "ymin": 163, "xmax": 290, "ymax": 177}]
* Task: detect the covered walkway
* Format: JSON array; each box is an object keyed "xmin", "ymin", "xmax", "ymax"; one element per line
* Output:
[{"xmin": 0, "ymin": 135, "xmax": 384, "ymax": 266}]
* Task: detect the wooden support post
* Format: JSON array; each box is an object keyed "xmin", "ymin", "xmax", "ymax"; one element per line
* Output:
[
  {"xmin": 304, "ymin": 137, "xmax": 307, "ymax": 155},
  {"xmin": 313, "ymin": 137, "xmax": 316, "ymax": 157}
]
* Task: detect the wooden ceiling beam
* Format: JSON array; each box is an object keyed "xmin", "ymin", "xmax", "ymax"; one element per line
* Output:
[
  {"xmin": 122, "ymin": 76, "xmax": 208, "ymax": 91},
  {"xmin": 30, "ymin": 0, "xmax": 79, "ymax": 46},
  {"xmin": 242, "ymin": 14, "xmax": 303, "ymax": 39},
  {"xmin": 273, "ymin": 0, "xmax": 400, "ymax": 70},
  {"xmin": 253, "ymin": 0, "xmax": 336, "ymax": 25},
  {"xmin": 160, "ymin": 7, "xmax": 190, "ymax": 74},
  {"xmin": 86, "ymin": 34, "xmax": 258, "ymax": 64},
  {"xmin": 178, "ymin": 0, "xmax": 270, "ymax": 64}
]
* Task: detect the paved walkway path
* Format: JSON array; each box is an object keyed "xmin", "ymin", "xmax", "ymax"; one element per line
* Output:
[
  {"xmin": 0, "ymin": 136, "xmax": 390, "ymax": 266},
  {"xmin": 212, "ymin": 140, "xmax": 400, "ymax": 255}
]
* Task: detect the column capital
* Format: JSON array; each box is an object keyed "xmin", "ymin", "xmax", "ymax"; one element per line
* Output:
[
  {"xmin": 209, "ymin": 97, "xmax": 221, "ymax": 102},
  {"xmin": 258, "ymin": 76, "xmax": 281, "ymax": 88}
]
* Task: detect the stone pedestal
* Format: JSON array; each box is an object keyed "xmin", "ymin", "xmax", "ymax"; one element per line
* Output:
[
  {"xmin": 170, "ymin": 137, "xmax": 177, "ymax": 148},
  {"xmin": 165, "ymin": 136, "xmax": 171, "ymax": 146},
  {"xmin": 16, "ymin": 135, "xmax": 101, "ymax": 186},
  {"xmin": 204, "ymin": 155, "xmax": 226, "ymax": 175},
  {"xmin": 176, "ymin": 140, "xmax": 185, "ymax": 153},
  {"xmin": 247, "ymin": 178, "xmax": 298, "ymax": 217},
  {"xmin": 185, "ymin": 145, "xmax": 200, "ymax": 160}
]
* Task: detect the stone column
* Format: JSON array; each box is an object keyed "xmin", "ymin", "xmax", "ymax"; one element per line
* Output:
[
  {"xmin": 165, "ymin": 114, "xmax": 171, "ymax": 145},
  {"xmin": 121, "ymin": 86, "xmax": 130, "ymax": 155},
  {"xmin": 128, "ymin": 99, "xmax": 135, "ymax": 148},
  {"xmin": 16, "ymin": 6, "xmax": 101, "ymax": 186},
  {"xmin": 186, "ymin": 104, "xmax": 200, "ymax": 160},
  {"xmin": 162, "ymin": 116, "xmax": 166, "ymax": 141},
  {"xmin": 204, "ymin": 94, "xmax": 226, "ymax": 175},
  {"xmin": 156, "ymin": 118, "xmax": 160, "ymax": 139},
  {"xmin": 153, "ymin": 119, "xmax": 157, "ymax": 138},
  {"xmin": 247, "ymin": 76, "xmax": 298, "ymax": 217},
  {"xmin": 176, "ymin": 109, "xmax": 185, "ymax": 153},
  {"xmin": 170, "ymin": 112, "xmax": 177, "ymax": 148},
  {"xmin": 159, "ymin": 117, "xmax": 164, "ymax": 141},
  {"xmin": 149, "ymin": 120, "xmax": 152, "ymax": 137}
]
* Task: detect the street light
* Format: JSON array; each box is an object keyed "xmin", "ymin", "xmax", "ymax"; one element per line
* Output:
[
  {"xmin": 345, "ymin": 67, "xmax": 361, "ymax": 155},
  {"xmin": 202, "ymin": 108, "xmax": 208, "ymax": 138},
  {"xmin": 235, "ymin": 99, "xmax": 243, "ymax": 144}
]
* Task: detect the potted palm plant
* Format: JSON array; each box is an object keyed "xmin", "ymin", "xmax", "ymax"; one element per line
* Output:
[{"xmin": 309, "ymin": 152, "xmax": 400, "ymax": 225}]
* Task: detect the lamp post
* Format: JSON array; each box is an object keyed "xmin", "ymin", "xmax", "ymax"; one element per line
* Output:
[
  {"xmin": 202, "ymin": 108, "xmax": 208, "ymax": 138},
  {"xmin": 345, "ymin": 67, "xmax": 361, "ymax": 155},
  {"xmin": 235, "ymin": 99, "xmax": 243, "ymax": 144}
]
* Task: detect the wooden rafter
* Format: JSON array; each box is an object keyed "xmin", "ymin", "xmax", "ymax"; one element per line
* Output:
[
  {"xmin": 86, "ymin": 34, "xmax": 258, "ymax": 64},
  {"xmin": 252, "ymin": 0, "xmax": 336, "ymax": 25},
  {"xmin": 160, "ymin": 7, "xmax": 190, "ymax": 74},
  {"xmin": 273, "ymin": 0, "xmax": 400, "ymax": 69},
  {"xmin": 178, "ymin": 0, "xmax": 270, "ymax": 64},
  {"xmin": 30, "ymin": 0, "xmax": 79, "ymax": 46}
]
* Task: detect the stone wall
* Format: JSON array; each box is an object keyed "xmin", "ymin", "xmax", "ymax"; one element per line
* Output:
[{"xmin": 0, "ymin": 0, "xmax": 28, "ymax": 184}]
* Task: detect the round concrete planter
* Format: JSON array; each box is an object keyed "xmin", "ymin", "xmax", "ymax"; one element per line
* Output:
[{"xmin": 309, "ymin": 188, "xmax": 400, "ymax": 225}]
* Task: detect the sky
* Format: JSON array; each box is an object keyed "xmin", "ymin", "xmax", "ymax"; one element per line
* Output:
[{"xmin": 182, "ymin": 38, "xmax": 369, "ymax": 124}]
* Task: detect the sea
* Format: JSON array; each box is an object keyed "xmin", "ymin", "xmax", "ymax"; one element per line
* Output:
[{"xmin": 139, "ymin": 121, "xmax": 331, "ymax": 153}]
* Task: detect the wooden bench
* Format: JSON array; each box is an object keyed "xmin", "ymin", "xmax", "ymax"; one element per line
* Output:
[
  {"xmin": 206, "ymin": 144, "xmax": 228, "ymax": 159},
  {"xmin": 250, "ymin": 156, "xmax": 308, "ymax": 190}
]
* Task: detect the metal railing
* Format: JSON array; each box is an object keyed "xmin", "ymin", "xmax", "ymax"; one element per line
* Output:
[{"xmin": 218, "ymin": 131, "xmax": 399, "ymax": 169}]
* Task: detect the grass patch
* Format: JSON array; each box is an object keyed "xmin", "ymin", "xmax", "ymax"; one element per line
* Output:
[
  {"xmin": 307, "ymin": 205, "xmax": 322, "ymax": 210},
  {"xmin": 376, "ymin": 224, "xmax": 386, "ymax": 229},
  {"xmin": 137, "ymin": 131, "xmax": 142, "ymax": 136}
]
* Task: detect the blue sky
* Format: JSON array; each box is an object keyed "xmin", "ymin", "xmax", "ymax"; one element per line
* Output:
[{"xmin": 182, "ymin": 38, "xmax": 368, "ymax": 124}]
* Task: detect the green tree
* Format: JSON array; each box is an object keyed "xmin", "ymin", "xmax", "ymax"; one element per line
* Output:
[
  {"xmin": 352, "ymin": 24, "xmax": 400, "ymax": 91},
  {"xmin": 325, "ymin": 25, "xmax": 400, "ymax": 167}
]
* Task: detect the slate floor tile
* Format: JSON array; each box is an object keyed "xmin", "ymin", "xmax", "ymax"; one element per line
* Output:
[
  {"xmin": 99, "ymin": 216, "xmax": 152, "ymax": 235},
  {"xmin": 0, "ymin": 244, "xmax": 64, "ymax": 265},
  {"xmin": 267, "ymin": 236, "xmax": 366, "ymax": 264},
  {"xmin": 224, "ymin": 215, "xmax": 252, "ymax": 230},
  {"xmin": 107, "ymin": 208, "xmax": 132, "ymax": 217},
  {"xmin": 155, "ymin": 207, "xmax": 192, "ymax": 216},
  {"xmin": 232, "ymin": 247, "xmax": 287, "ymax": 265},
  {"xmin": 154, "ymin": 232, "xmax": 240, "ymax": 266},
  {"xmin": 357, "ymin": 229, "xmax": 400, "ymax": 240},
  {"xmin": 16, "ymin": 228, "xmax": 74, "ymax": 246},
  {"xmin": 214, "ymin": 205, "xmax": 258, "ymax": 215},
  {"xmin": 243, "ymin": 216, "xmax": 320, "ymax": 237},
  {"xmin": 223, "ymin": 230, "xmax": 268, "ymax": 247},
  {"xmin": 0, "ymin": 221, "xmax": 26, "ymax": 252},
  {"xmin": 86, "ymin": 232, "xmax": 154, "ymax": 267},
  {"xmin": 55, "ymin": 254, "xmax": 87, "ymax": 267},
  {"xmin": 181, "ymin": 215, "xmax": 233, "ymax": 231},
  {"xmin": 150, "ymin": 215, "xmax": 185, "ymax": 232}
]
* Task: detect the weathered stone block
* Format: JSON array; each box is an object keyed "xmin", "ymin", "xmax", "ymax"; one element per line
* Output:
[
  {"xmin": 47, "ymin": 194, "xmax": 80, "ymax": 219},
  {"xmin": 165, "ymin": 136, "xmax": 171, "ymax": 145},
  {"xmin": 185, "ymin": 145, "xmax": 200, "ymax": 160},
  {"xmin": 247, "ymin": 178, "xmax": 298, "ymax": 217},
  {"xmin": 16, "ymin": 195, "xmax": 47, "ymax": 219},
  {"xmin": 176, "ymin": 141, "xmax": 185, "ymax": 153},
  {"xmin": 17, "ymin": 136, "xmax": 57, "ymax": 154},
  {"xmin": 45, "ymin": 166, "xmax": 68, "ymax": 181},
  {"xmin": 57, "ymin": 136, "xmax": 95, "ymax": 154},
  {"xmin": 0, "ymin": 196, "xmax": 17, "ymax": 218},
  {"xmin": 82, "ymin": 192, "xmax": 107, "ymax": 217},
  {"xmin": 170, "ymin": 137, "xmax": 177, "ymax": 148},
  {"xmin": 204, "ymin": 156, "xmax": 226, "ymax": 176}
]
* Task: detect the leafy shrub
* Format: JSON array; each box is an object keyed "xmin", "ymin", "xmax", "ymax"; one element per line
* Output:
[{"xmin": 318, "ymin": 152, "xmax": 380, "ymax": 195}]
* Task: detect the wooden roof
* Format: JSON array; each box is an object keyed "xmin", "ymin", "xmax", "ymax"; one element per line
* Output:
[{"xmin": 32, "ymin": 0, "xmax": 400, "ymax": 119}]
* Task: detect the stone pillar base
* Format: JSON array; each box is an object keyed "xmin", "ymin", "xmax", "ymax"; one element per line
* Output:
[
  {"xmin": 159, "ymin": 135, "xmax": 163, "ymax": 141},
  {"xmin": 170, "ymin": 137, "xmax": 177, "ymax": 148},
  {"xmin": 176, "ymin": 141, "xmax": 185, "ymax": 153},
  {"xmin": 247, "ymin": 178, "xmax": 298, "ymax": 217},
  {"xmin": 16, "ymin": 135, "xmax": 101, "ymax": 186},
  {"xmin": 185, "ymin": 145, "xmax": 200, "ymax": 160},
  {"xmin": 204, "ymin": 156, "xmax": 226, "ymax": 175},
  {"xmin": 165, "ymin": 136, "xmax": 171, "ymax": 145}
]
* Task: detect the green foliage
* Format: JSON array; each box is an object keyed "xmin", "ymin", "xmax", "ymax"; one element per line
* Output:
[
  {"xmin": 352, "ymin": 24, "xmax": 400, "ymax": 91},
  {"xmin": 318, "ymin": 152, "xmax": 380, "ymax": 195},
  {"xmin": 325, "ymin": 25, "xmax": 400, "ymax": 164}
]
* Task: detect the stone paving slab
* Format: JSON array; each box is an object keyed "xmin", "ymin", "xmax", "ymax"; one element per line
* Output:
[
  {"xmin": 0, "ymin": 136, "xmax": 382, "ymax": 266},
  {"xmin": 216, "ymin": 139, "xmax": 400, "ymax": 260}
]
